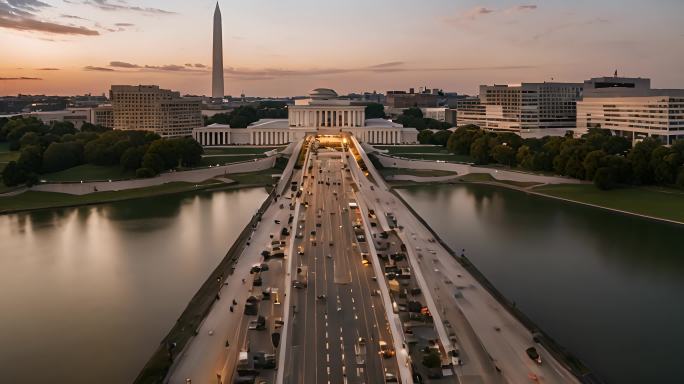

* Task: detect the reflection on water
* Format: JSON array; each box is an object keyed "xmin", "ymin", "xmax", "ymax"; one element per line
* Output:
[
  {"xmin": 0, "ymin": 188, "xmax": 268, "ymax": 384},
  {"xmin": 398, "ymin": 184, "xmax": 684, "ymax": 384}
]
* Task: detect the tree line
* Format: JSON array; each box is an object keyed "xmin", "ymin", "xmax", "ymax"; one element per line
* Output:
[
  {"xmin": 440, "ymin": 125, "xmax": 684, "ymax": 190},
  {"xmin": 1, "ymin": 117, "xmax": 203, "ymax": 187},
  {"xmin": 204, "ymin": 101, "xmax": 289, "ymax": 128}
]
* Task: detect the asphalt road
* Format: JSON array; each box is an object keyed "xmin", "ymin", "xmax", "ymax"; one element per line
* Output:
[
  {"xmin": 285, "ymin": 146, "xmax": 400, "ymax": 384},
  {"xmin": 351, "ymin": 138, "xmax": 580, "ymax": 384}
]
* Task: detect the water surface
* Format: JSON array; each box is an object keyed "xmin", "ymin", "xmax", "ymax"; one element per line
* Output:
[
  {"xmin": 398, "ymin": 184, "xmax": 684, "ymax": 384},
  {"xmin": 0, "ymin": 188, "xmax": 268, "ymax": 383}
]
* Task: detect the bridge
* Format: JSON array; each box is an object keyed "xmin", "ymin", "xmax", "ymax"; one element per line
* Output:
[{"xmin": 163, "ymin": 135, "xmax": 582, "ymax": 384}]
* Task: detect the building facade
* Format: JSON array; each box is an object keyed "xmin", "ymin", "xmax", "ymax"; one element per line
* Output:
[
  {"xmin": 456, "ymin": 82, "xmax": 583, "ymax": 136},
  {"xmin": 28, "ymin": 108, "xmax": 93, "ymax": 129},
  {"xmin": 577, "ymin": 77, "xmax": 684, "ymax": 145},
  {"xmin": 93, "ymin": 105, "xmax": 113, "ymax": 129},
  {"xmin": 110, "ymin": 85, "xmax": 202, "ymax": 137},
  {"xmin": 386, "ymin": 90, "xmax": 439, "ymax": 108},
  {"xmin": 193, "ymin": 88, "xmax": 418, "ymax": 146}
]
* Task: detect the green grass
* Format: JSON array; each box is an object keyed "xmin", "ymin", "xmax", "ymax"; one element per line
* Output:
[
  {"xmin": 228, "ymin": 168, "xmax": 281, "ymax": 185},
  {"xmin": 203, "ymin": 146, "xmax": 284, "ymax": 155},
  {"xmin": 394, "ymin": 153, "xmax": 473, "ymax": 163},
  {"xmin": 380, "ymin": 168, "xmax": 459, "ymax": 178},
  {"xmin": 42, "ymin": 164, "xmax": 135, "ymax": 182},
  {"xmin": 0, "ymin": 180, "xmax": 226, "ymax": 214},
  {"xmin": 457, "ymin": 173, "xmax": 542, "ymax": 188},
  {"xmin": 200, "ymin": 154, "xmax": 265, "ymax": 167},
  {"xmin": 533, "ymin": 184, "xmax": 684, "ymax": 223},
  {"xmin": 375, "ymin": 145, "xmax": 448, "ymax": 154}
]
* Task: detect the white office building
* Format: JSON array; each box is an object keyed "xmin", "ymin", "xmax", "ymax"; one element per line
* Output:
[
  {"xmin": 457, "ymin": 82, "xmax": 583, "ymax": 137},
  {"xmin": 576, "ymin": 77, "xmax": 684, "ymax": 145},
  {"xmin": 193, "ymin": 88, "xmax": 418, "ymax": 146}
]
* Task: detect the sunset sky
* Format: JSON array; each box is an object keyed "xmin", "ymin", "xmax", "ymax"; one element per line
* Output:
[{"xmin": 1, "ymin": 0, "xmax": 683, "ymax": 97}]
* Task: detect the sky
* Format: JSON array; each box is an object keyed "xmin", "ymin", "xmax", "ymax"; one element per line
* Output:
[{"xmin": 1, "ymin": 0, "xmax": 683, "ymax": 97}]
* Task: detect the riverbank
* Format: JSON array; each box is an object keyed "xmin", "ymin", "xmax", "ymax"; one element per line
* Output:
[
  {"xmin": 386, "ymin": 171, "xmax": 684, "ymax": 225},
  {"xmin": 0, "ymin": 168, "xmax": 280, "ymax": 215}
]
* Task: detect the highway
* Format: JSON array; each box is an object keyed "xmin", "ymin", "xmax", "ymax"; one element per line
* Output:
[
  {"xmin": 349, "ymin": 136, "xmax": 580, "ymax": 384},
  {"xmin": 283, "ymin": 141, "xmax": 401, "ymax": 384}
]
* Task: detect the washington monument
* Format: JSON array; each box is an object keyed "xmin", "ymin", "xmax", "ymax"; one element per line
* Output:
[{"xmin": 212, "ymin": 2, "xmax": 224, "ymax": 100}]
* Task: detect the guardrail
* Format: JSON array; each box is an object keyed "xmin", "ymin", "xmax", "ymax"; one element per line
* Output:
[
  {"xmin": 389, "ymin": 190, "xmax": 604, "ymax": 384},
  {"xmin": 133, "ymin": 142, "xmax": 302, "ymax": 384}
]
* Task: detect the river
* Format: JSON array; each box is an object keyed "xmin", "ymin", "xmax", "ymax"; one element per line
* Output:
[
  {"xmin": 0, "ymin": 187, "xmax": 268, "ymax": 384},
  {"xmin": 397, "ymin": 183, "xmax": 684, "ymax": 384}
]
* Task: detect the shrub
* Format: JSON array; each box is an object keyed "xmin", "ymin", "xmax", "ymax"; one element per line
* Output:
[{"xmin": 135, "ymin": 167, "xmax": 157, "ymax": 178}]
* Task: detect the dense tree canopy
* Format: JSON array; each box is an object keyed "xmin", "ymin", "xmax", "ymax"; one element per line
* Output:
[
  {"xmin": 1, "ymin": 117, "xmax": 205, "ymax": 186},
  {"xmin": 365, "ymin": 103, "xmax": 386, "ymax": 119}
]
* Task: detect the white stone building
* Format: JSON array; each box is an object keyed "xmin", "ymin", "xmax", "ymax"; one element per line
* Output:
[
  {"xmin": 456, "ymin": 82, "xmax": 583, "ymax": 137},
  {"xmin": 576, "ymin": 77, "xmax": 684, "ymax": 145},
  {"xmin": 193, "ymin": 88, "xmax": 418, "ymax": 146}
]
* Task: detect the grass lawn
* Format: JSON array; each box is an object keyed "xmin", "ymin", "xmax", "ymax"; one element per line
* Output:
[
  {"xmin": 0, "ymin": 180, "xmax": 225, "ymax": 214},
  {"xmin": 0, "ymin": 144, "xmax": 19, "ymax": 173},
  {"xmin": 380, "ymin": 168, "xmax": 459, "ymax": 178},
  {"xmin": 200, "ymin": 154, "xmax": 265, "ymax": 167},
  {"xmin": 458, "ymin": 173, "xmax": 542, "ymax": 188},
  {"xmin": 396, "ymin": 153, "xmax": 473, "ymax": 163},
  {"xmin": 375, "ymin": 145, "xmax": 448, "ymax": 154},
  {"xmin": 533, "ymin": 184, "xmax": 684, "ymax": 223},
  {"xmin": 42, "ymin": 164, "xmax": 135, "ymax": 182},
  {"xmin": 203, "ymin": 146, "xmax": 285, "ymax": 155},
  {"xmin": 228, "ymin": 168, "xmax": 280, "ymax": 185}
]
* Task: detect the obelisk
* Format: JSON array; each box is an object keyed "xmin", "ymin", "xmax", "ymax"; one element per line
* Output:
[{"xmin": 212, "ymin": 2, "xmax": 224, "ymax": 100}]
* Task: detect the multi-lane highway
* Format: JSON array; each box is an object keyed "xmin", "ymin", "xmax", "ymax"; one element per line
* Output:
[{"xmin": 283, "ymin": 143, "xmax": 400, "ymax": 384}]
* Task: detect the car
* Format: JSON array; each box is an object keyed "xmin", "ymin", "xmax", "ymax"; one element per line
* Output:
[
  {"xmin": 250, "ymin": 265, "xmax": 261, "ymax": 274},
  {"xmin": 293, "ymin": 280, "xmax": 306, "ymax": 289},
  {"xmin": 274, "ymin": 220, "xmax": 281, "ymax": 224},
  {"xmin": 260, "ymin": 263, "xmax": 269, "ymax": 271},
  {"xmin": 526, "ymin": 347, "xmax": 542, "ymax": 364},
  {"xmin": 329, "ymin": 241, "xmax": 334, "ymax": 246}
]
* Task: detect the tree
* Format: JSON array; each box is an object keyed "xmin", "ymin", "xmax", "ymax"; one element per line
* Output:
[
  {"xmin": 365, "ymin": 103, "xmax": 386, "ymax": 119},
  {"xmin": 628, "ymin": 138, "xmax": 660, "ymax": 185},
  {"xmin": 650, "ymin": 146, "xmax": 680, "ymax": 185},
  {"xmin": 516, "ymin": 145, "xmax": 534, "ymax": 170},
  {"xmin": 135, "ymin": 167, "xmax": 156, "ymax": 178},
  {"xmin": 676, "ymin": 167, "xmax": 684, "ymax": 189},
  {"xmin": 431, "ymin": 130, "xmax": 452, "ymax": 147},
  {"xmin": 141, "ymin": 152, "xmax": 165, "ymax": 173},
  {"xmin": 602, "ymin": 135, "xmax": 631, "ymax": 155},
  {"xmin": 175, "ymin": 137, "xmax": 203, "ymax": 167},
  {"xmin": 80, "ymin": 122, "xmax": 110, "ymax": 133},
  {"xmin": 1, "ymin": 161, "xmax": 26, "ymax": 186},
  {"xmin": 19, "ymin": 132, "xmax": 40, "ymax": 148},
  {"xmin": 582, "ymin": 150, "xmax": 606, "ymax": 181},
  {"xmin": 594, "ymin": 167, "xmax": 618, "ymax": 190},
  {"xmin": 120, "ymin": 146, "xmax": 147, "ymax": 170},
  {"xmin": 49, "ymin": 121, "xmax": 77, "ymax": 136},
  {"xmin": 17, "ymin": 145, "xmax": 43, "ymax": 174},
  {"xmin": 491, "ymin": 144, "xmax": 516, "ymax": 166},
  {"xmin": 228, "ymin": 106, "xmax": 259, "ymax": 128},
  {"xmin": 417, "ymin": 130, "xmax": 434, "ymax": 144},
  {"xmin": 146, "ymin": 139, "xmax": 179, "ymax": 169},
  {"xmin": 42, "ymin": 142, "xmax": 83, "ymax": 173},
  {"xmin": 403, "ymin": 107, "xmax": 423, "ymax": 119},
  {"xmin": 470, "ymin": 135, "xmax": 492, "ymax": 165},
  {"xmin": 447, "ymin": 125, "xmax": 482, "ymax": 155}
]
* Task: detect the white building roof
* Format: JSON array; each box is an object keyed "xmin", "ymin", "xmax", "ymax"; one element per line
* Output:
[
  {"xmin": 363, "ymin": 118, "xmax": 403, "ymax": 128},
  {"xmin": 247, "ymin": 119, "xmax": 289, "ymax": 129}
]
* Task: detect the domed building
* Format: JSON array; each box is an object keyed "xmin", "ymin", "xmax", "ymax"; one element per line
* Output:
[{"xmin": 193, "ymin": 88, "xmax": 418, "ymax": 146}]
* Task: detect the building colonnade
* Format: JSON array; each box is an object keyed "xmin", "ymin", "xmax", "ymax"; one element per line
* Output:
[{"xmin": 290, "ymin": 108, "xmax": 366, "ymax": 128}]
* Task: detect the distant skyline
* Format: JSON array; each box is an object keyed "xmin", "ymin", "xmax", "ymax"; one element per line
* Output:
[{"xmin": 1, "ymin": 0, "xmax": 683, "ymax": 97}]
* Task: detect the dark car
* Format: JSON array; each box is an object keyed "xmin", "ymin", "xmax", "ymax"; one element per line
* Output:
[{"xmin": 526, "ymin": 347, "xmax": 542, "ymax": 364}]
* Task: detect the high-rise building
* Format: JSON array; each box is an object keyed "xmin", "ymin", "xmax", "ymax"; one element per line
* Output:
[
  {"xmin": 456, "ymin": 82, "xmax": 583, "ymax": 137},
  {"xmin": 212, "ymin": 2, "xmax": 225, "ymax": 100},
  {"xmin": 110, "ymin": 85, "xmax": 202, "ymax": 137},
  {"xmin": 577, "ymin": 77, "xmax": 684, "ymax": 145}
]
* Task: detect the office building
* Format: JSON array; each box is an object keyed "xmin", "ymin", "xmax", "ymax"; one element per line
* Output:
[
  {"xmin": 110, "ymin": 85, "xmax": 202, "ymax": 137},
  {"xmin": 457, "ymin": 82, "xmax": 583, "ymax": 137},
  {"xmin": 93, "ymin": 105, "xmax": 114, "ymax": 129},
  {"xmin": 577, "ymin": 77, "xmax": 684, "ymax": 145}
]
